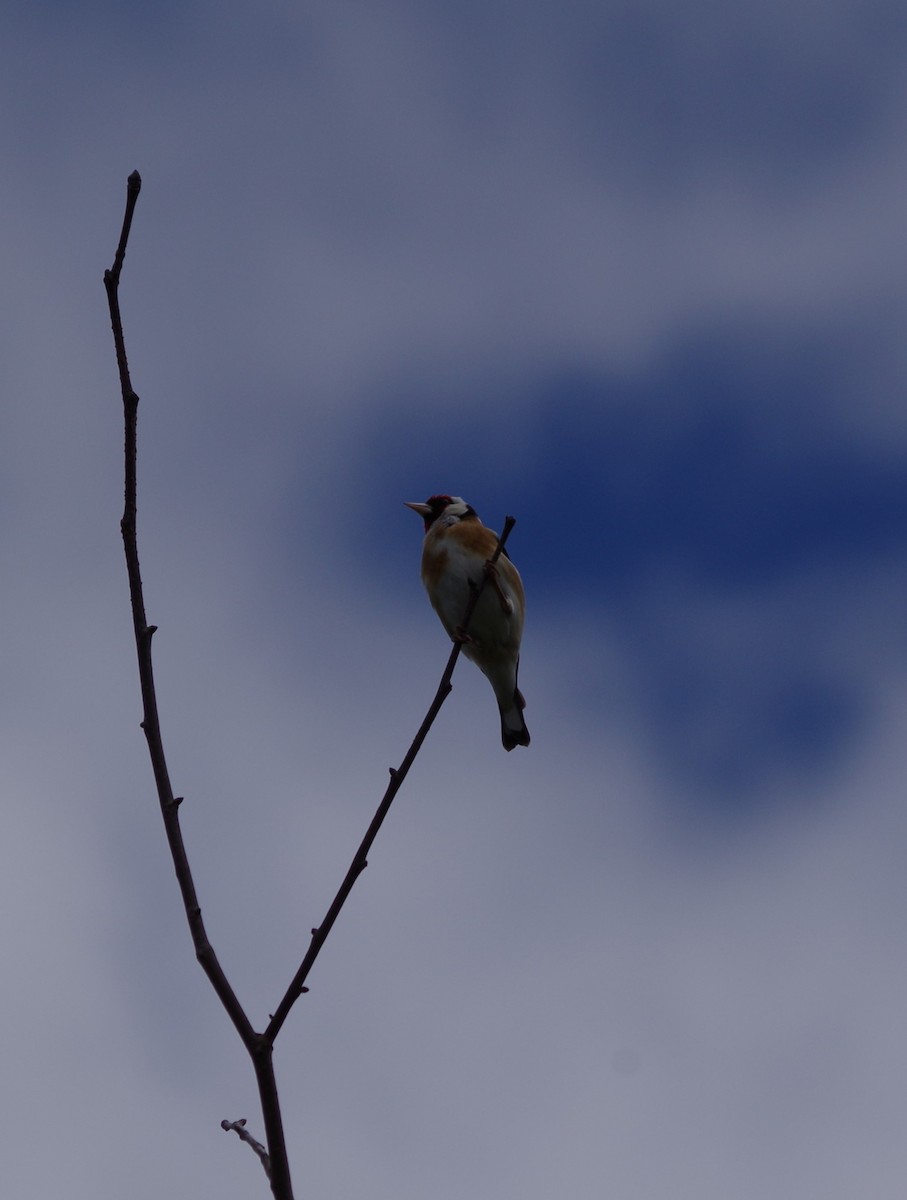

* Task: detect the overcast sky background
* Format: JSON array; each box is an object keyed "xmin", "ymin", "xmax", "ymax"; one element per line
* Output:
[{"xmin": 4, "ymin": 2, "xmax": 907, "ymax": 1197}]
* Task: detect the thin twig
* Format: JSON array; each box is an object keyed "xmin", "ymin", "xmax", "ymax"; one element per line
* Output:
[
  {"xmin": 105, "ymin": 173, "xmax": 257, "ymax": 1046},
  {"xmin": 104, "ymin": 171, "xmax": 294, "ymax": 1200},
  {"xmin": 221, "ymin": 1120, "xmax": 272, "ymax": 1181},
  {"xmin": 264, "ymin": 515, "xmax": 515, "ymax": 1043}
]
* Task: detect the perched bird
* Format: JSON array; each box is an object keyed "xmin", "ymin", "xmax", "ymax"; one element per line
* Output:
[{"xmin": 405, "ymin": 494, "xmax": 530, "ymax": 750}]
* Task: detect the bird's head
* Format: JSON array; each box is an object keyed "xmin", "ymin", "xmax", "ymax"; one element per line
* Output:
[{"xmin": 404, "ymin": 494, "xmax": 475, "ymax": 531}]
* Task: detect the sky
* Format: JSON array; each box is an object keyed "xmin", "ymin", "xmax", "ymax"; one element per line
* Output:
[{"xmin": 4, "ymin": 1, "xmax": 907, "ymax": 1196}]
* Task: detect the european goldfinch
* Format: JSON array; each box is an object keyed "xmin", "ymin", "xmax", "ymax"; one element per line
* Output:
[{"xmin": 405, "ymin": 495, "xmax": 530, "ymax": 751}]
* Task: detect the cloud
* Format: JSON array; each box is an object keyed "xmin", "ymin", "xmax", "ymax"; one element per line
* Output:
[{"xmin": 4, "ymin": 1, "xmax": 907, "ymax": 1196}]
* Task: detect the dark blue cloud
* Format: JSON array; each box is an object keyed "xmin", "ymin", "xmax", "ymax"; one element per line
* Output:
[
  {"xmin": 532, "ymin": 330, "xmax": 902, "ymax": 797},
  {"xmin": 345, "ymin": 317, "xmax": 905, "ymax": 799},
  {"xmin": 620, "ymin": 616, "xmax": 867, "ymax": 806},
  {"xmin": 359, "ymin": 321, "xmax": 907, "ymax": 602},
  {"xmin": 519, "ymin": 372, "xmax": 907, "ymax": 600}
]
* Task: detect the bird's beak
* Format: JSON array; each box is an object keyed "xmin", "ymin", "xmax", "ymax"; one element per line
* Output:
[{"xmin": 404, "ymin": 501, "xmax": 432, "ymax": 518}]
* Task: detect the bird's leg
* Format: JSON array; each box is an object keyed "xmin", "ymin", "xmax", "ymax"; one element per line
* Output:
[{"xmin": 484, "ymin": 561, "xmax": 514, "ymax": 614}]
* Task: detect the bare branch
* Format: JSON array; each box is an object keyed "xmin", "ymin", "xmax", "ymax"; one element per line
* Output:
[
  {"xmin": 105, "ymin": 171, "xmax": 257, "ymax": 1048},
  {"xmin": 104, "ymin": 172, "xmax": 294, "ymax": 1200},
  {"xmin": 264, "ymin": 514, "xmax": 516, "ymax": 1043}
]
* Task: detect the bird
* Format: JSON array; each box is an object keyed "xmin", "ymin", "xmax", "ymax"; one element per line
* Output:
[{"xmin": 405, "ymin": 494, "xmax": 530, "ymax": 750}]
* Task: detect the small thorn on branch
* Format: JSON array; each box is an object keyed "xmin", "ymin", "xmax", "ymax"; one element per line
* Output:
[{"xmin": 166, "ymin": 796, "xmax": 184, "ymax": 810}]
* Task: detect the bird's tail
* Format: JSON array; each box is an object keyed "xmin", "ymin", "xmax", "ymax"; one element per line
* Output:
[{"xmin": 500, "ymin": 688, "xmax": 530, "ymax": 751}]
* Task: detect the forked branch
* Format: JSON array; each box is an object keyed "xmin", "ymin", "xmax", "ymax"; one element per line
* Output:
[{"xmin": 104, "ymin": 171, "xmax": 514, "ymax": 1200}]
